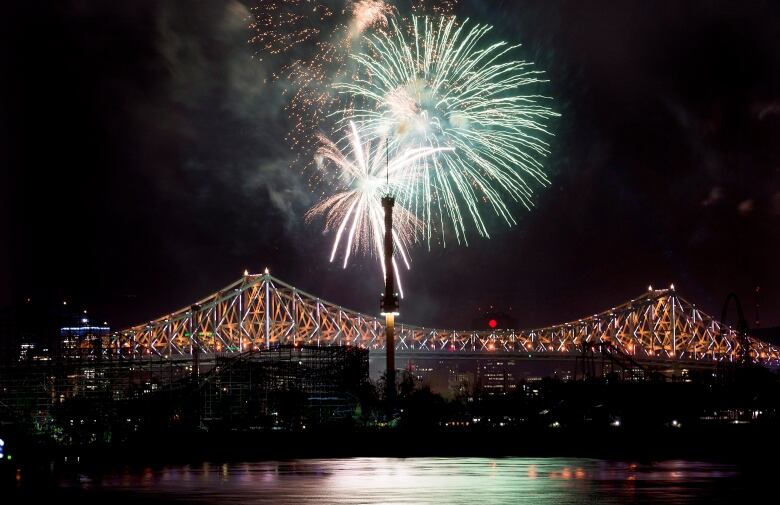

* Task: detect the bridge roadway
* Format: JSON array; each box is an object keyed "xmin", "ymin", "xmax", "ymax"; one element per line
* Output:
[
  {"xmin": 105, "ymin": 273, "xmax": 780, "ymax": 367},
  {"xmin": 138, "ymin": 349, "xmax": 723, "ymax": 375},
  {"xmin": 123, "ymin": 348, "xmax": 726, "ymax": 375}
]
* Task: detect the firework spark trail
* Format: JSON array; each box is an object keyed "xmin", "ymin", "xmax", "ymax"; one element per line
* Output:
[
  {"xmin": 249, "ymin": 1, "xmax": 399, "ymax": 163},
  {"xmin": 306, "ymin": 121, "xmax": 452, "ymax": 295},
  {"xmin": 248, "ymin": 1, "xmax": 334, "ymax": 57},
  {"xmin": 335, "ymin": 15, "xmax": 558, "ymax": 246}
]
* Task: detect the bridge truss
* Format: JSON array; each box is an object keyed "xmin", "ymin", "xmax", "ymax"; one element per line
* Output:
[{"xmin": 107, "ymin": 273, "xmax": 779, "ymax": 366}]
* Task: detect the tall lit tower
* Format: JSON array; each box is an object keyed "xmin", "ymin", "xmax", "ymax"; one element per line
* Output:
[{"xmin": 380, "ymin": 194, "xmax": 399, "ymax": 408}]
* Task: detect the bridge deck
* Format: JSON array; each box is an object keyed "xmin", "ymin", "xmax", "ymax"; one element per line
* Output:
[{"xmin": 97, "ymin": 274, "xmax": 778, "ymax": 366}]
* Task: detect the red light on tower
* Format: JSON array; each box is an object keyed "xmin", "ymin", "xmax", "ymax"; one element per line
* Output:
[{"xmin": 488, "ymin": 319, "xmax": 498, "ymax": 329}]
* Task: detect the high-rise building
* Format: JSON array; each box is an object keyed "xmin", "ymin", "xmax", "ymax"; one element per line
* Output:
[
  {"xmin": 60, "ymin": 316, "xmax": 110, "ymax": 359},
  {"xmin": 477, "ymin": 360, "xmax": 518, "ymax": 395}
]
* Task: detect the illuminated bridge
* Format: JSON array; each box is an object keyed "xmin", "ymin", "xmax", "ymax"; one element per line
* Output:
[{"xmin": 106, "ymin": 272, "xmax": 780, "ymax": 367}]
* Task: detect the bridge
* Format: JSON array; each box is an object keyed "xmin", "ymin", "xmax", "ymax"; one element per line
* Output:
[{"xmin": 106, "ymin": 272, "xmax": 780, "ymax": 367}]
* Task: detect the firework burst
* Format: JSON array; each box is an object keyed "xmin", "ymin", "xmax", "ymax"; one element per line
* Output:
[
  {"xmin": 336, "ymin": 15, "xmax": 558, "ymax": 246},
  {"xmin": 306, "ymin": 121, "xmax": 451, "ymax": 295}
]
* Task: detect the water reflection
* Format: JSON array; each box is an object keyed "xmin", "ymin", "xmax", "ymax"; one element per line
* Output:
[{"xmin": 61, "ymin": 458, "xmax": 745, "ymax": 504}]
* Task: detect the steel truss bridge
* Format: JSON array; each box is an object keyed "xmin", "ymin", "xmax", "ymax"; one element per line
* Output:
[{"xmin": 102, "ymin": 272, "xmax": 780, "ymax": 367}]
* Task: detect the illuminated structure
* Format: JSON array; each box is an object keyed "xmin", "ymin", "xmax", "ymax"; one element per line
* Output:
[
  {"xmin": 380, "ymin": 195, "xmax": 400, "ymax": 404},
  {"xmin": 380, "ymin": 194, "xmax": 400, "ymax": 404},
  {"xmin": 3, "ymin": 275, "xmax": 780, "ymax": 440},
  {"xmin": 60, "ymin": 317, "xmax": 110, "ymax": 359},
  {"xmin": 104, "ymin": 273, "xmax": 780, "ymax": 367}
]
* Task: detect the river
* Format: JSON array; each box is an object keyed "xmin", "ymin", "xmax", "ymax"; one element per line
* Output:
[{"xmin": 43, "ymin": 457, "xmax": 764, "ymax": 504}]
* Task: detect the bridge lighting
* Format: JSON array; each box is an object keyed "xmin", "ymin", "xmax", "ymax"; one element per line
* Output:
[
  {"xmin": 648, "ymin": 285, "xmax": 653, "ymax": 291},
  {"xmin": 243, "ymin": 269, "xmax": 249, "ymax": 276},
  {"xmin": 488, "ymin": 319, "xmax": 498, "ymax": 329},
  {"xmin": 264, "ymin": 267, "xmax": 269, "ymax": 275},
  {"xmin": 670, "ymin": 283, "xmax": 675, "ymax": 291},
  {"xmin": 109, "ymin": 273, "xmax": 778, "ymax": 365}
]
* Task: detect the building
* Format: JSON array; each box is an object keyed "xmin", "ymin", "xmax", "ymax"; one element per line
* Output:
[
  {"xmin": 18, "ymin": 342, "xmax": 51, "ymax": 362},
  {"xmin": 60, "ymin": 316, "xmax": 110, "ymax": 359},
  {"xmin": 477, "ymin": 359, "xmax": 518, "ymax": 395}
]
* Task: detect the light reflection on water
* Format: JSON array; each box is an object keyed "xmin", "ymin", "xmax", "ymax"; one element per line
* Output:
[{"xmin": 66, "ymin": 458, "xmax": 744, "ymax": 504}]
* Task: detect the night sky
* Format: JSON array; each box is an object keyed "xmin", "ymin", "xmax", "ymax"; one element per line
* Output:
[{"xmin": 2, "ymin": 0, "xmax": 779, "ymax": 331}]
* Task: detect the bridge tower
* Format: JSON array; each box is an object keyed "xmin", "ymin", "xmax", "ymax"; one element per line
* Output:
[{"xmin": 380, "ymin": 195, "xmax": 399, "ymax": 408}]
